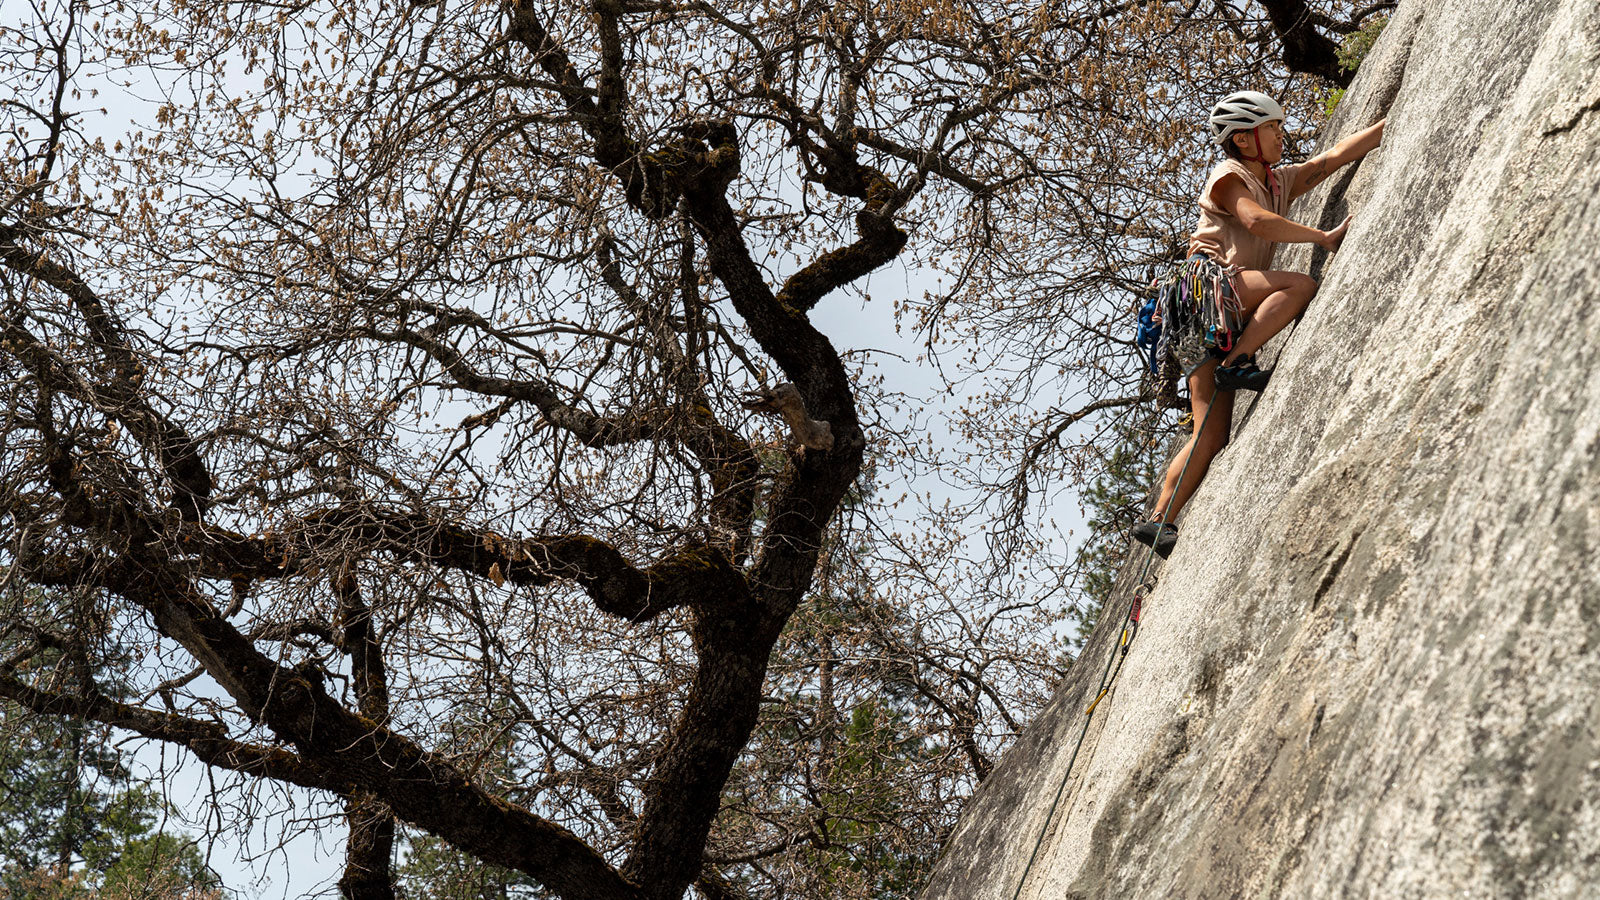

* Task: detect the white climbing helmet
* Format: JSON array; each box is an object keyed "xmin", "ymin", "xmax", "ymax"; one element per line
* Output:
[{"xmin": 1209, "ymin": 90, "xmax": 1285, "ymax": 145}]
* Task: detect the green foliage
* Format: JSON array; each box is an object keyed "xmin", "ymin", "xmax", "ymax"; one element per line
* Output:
[
  {"xmin": 100, "ymin": 833, "xmax": 220, "ymax": 899},
  {"xmin": 1336, "ymin": 16, "xmax": 1391, "ymax": 73},
  {"xmin": 707, "ymin": 494, "xmax": 957, "ymax": 898},
  {"xmin": 393, "ymin": 703, "xmax": 540, "ymax": 900},
  {"xmin": 1069, "ymin": 417, "xmax": 1168, "ymax": 646},
  {"xmin": 0, "ymin": 591, "xmax": 219, "ymax": 899},
  {"xmin": 799, "ymin": 701, "xmax": 938, "ymax": 898},
  {"xmin": 395, "ymin": 832, "xmax": 540, "ymax": 900},
  {"xmin": 1, "ymin": 835, "xmax": 219, "ymax": 900},
  {"xmin": 0, "ymin": 698, "xmax": 221, "ymax": 899},
  {"xmin": 1323, "ymin": 15, "xmax": 1391, "ymax": 115}
]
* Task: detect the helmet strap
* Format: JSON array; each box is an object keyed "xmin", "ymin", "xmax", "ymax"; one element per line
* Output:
[{"xmin": 1240, "ymin": 125, "xmax": 1280, "ymax": 197}]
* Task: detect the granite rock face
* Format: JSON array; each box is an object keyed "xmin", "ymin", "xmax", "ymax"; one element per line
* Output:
[{"xmin": 921, "ymin": 1, "xmax": 1600, "ymax": 897}]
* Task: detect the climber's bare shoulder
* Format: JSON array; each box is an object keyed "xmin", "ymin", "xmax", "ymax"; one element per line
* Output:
[{"xmin": 1211, "ymin": 173, "xmax": 1263, "ymax": 221}]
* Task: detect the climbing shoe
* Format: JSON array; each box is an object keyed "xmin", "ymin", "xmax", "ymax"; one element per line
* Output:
[
  {"xmin": 1214, "ymin": 355, "xmax": 1271, "ymax": 392},
  {"xmin": 1131, "ymin": 521, "xmax": 1179, "ymax": 559}
]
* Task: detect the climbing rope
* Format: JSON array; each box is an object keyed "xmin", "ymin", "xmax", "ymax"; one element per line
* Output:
[{"xmin": 1007, "ymin": 397, "xmax": 1220, "ymax": 900}]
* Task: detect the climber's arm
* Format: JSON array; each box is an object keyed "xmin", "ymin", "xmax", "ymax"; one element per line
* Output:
[
  {"xmin": 1215, "ymin": 175, "xmax": 1343, "ymax": 250},
  {"xmin": 1291, "ymin": 118, "xmax": 1386, "ymax": 201}
]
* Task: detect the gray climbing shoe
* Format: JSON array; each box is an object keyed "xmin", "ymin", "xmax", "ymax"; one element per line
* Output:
[
  {"xmin": 1214, "ymin": 355, "xmax": 1270, "ymax": 391},
  {"xmin": 1131, "ymin": 521, "xmax": 1179, "ymax": 559}
]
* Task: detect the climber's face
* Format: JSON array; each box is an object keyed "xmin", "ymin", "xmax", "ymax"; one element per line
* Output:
[{"xmin": 1232, "ymin": 119, "xmax": 1284, "ymax": 164}]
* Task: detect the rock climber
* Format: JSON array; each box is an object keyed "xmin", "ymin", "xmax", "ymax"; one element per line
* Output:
[{"xmin": 1132, "ymin": 90, "xmax": 1385, "ymax": 558}]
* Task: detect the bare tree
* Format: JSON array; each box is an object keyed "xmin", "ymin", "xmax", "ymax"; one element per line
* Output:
[{"xmin": 0, "ymin": 0, "xmax": 1088, "ymax": 896}]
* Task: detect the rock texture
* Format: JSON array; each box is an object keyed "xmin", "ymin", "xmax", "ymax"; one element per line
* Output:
[{"xmin": 921, "ymin": 0, "xmax": 1600, "ymax": 897}]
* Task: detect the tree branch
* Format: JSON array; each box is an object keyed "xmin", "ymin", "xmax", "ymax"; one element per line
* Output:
[
  {"xmin": 0, "ymin": 670, "xmax": 338, "ymax": 795},
  {"xmin": 1257, "ymin": 0, "xmax": 1351, "ymax": 85},
  {"xmin": 191, "ymin": 509, "xmax": 749, "ymax": 623},
  {"xmin": 63, "ymin": 554, "xmax": 646, "ymax": 900},
  {"xmin": 0, "ymin": 230, "xmax": 213, "ymax": 520},
  {"xmin": 334, "ymin": 569, "xmax": 398, "ymax": 900}
]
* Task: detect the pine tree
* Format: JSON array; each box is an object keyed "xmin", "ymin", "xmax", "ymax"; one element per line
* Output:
[
  {"xmin": 0, "ymin": 590, "xmax": 220, "ymax": 898},
  {"xmin": 1068, "ymin": 414, "xmax": 1173, "ymax": 648}
]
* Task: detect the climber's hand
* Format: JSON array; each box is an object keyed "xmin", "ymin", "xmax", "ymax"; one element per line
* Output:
[{"xmin": 1318, "ymin": 215, "xmax": 1352, "ymax": 252}]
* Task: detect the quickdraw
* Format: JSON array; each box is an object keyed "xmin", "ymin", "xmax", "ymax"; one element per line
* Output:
[
  {"xmin": 1148, "ymin": 255, "xmax": 1245, "ymax": 365},
  {"xmin": 1136, "ymin": 255, "xmax": 1244, "ymax": 409}
]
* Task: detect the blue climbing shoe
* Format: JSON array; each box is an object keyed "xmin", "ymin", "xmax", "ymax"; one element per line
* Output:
[
  {"xmin": 1214, "ymin": 355, "xmax": 1271, "ymax": 391},
  {"xmin": 1131, "ymin": 521, "xmax": 1179, "ymax": 559}
]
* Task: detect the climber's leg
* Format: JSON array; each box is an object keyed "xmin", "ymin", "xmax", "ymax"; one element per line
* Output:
[
  {"xmin": 1151, "ymin": 361, "xmax": 1235, "ymax": 524},
  {"xmin": 1221, "ymin": 269, "xmax": 1318, "ymax": 365}
]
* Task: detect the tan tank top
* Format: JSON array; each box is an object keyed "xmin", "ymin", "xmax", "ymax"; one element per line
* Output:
[{"xmin": 1187, "ymin": 159, "xmax": 1303, "ymax": 271}]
